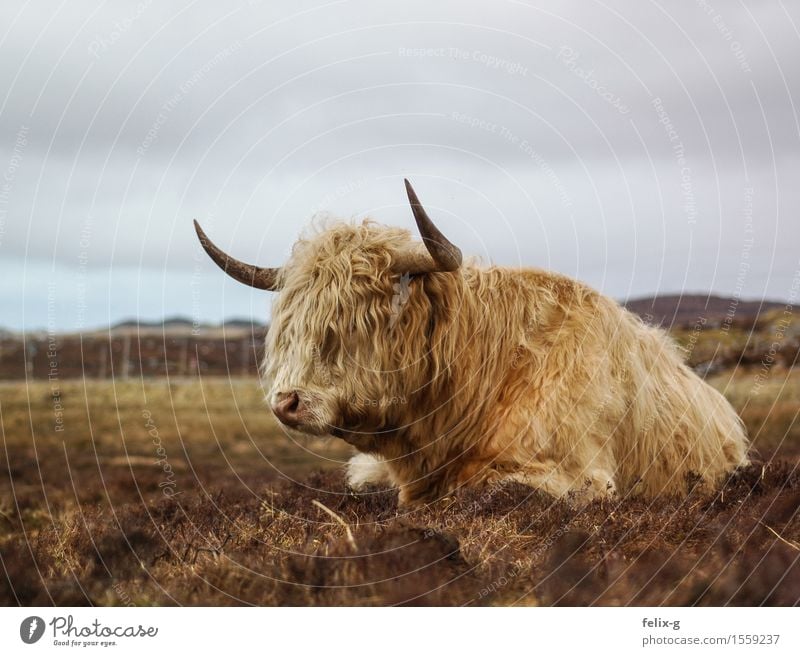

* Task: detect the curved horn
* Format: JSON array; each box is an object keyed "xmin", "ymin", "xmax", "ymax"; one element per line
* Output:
[
  {"xmin": 193, "ymin": 220, "xmax": 281, "ymax": 291},
  {"xmin": 396, "ymin": 179, "xmax": 462, "ymax": 274}
]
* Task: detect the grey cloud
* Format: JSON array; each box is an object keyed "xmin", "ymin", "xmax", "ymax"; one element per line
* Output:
[{"xmin": 1, "ymin": 0, "xmax": 798, "ymax": 330}]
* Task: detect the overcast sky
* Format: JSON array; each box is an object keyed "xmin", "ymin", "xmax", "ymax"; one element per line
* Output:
[{"xmin": 1, "ymin": 0, "xmax": 798, "ymax": 332}]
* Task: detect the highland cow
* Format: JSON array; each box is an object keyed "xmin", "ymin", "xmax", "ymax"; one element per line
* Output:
[{"xmin": 194, "ymin": 180, "xmax": 748, "ymax": 505}]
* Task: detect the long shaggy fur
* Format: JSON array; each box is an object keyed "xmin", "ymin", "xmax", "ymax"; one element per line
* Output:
[{"xmin": 264, "ymin": 221, "xmax": 748, "ymax": 505}]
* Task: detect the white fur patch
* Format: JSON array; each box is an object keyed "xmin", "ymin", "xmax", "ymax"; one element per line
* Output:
[{"xmin": 346, "ymin": 453, "xmax": 391, "ymax": 490}]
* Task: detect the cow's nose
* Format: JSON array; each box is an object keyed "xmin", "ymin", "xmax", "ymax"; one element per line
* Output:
[{"xmin": 271, "ymin": 391, "xmax": 303, "ymax": 427}]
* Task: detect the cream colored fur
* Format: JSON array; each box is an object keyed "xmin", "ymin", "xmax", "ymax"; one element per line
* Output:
[
  {"xmin": 263, "ymin": 221, "xmax": 749, "ymax": 505},
  {"xmin": 346, "ymin": 453, "xmax": 395, "ymax": 490}
]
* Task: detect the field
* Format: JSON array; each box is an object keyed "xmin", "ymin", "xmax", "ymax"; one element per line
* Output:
[{"xmin": 1, "ymin": 369, "xmax": 799, "ymax": 606}]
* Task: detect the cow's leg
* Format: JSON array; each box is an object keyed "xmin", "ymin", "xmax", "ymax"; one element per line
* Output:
[
  {"xmin": 346, "ymin": 453, "xmax": 393, "ymax": 490},
  {"xmin": 495, "ymin": 461, "xmax": 616, "ymax": 502}
]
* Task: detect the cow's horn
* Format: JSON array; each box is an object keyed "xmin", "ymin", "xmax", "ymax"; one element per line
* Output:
[
  {"xmin": 396, "ymin": 179, "xmax": 462, "ymax": 274},
  {"xmin": 194, "ymin": 220, "xmax": 281, "ymax": 291}
]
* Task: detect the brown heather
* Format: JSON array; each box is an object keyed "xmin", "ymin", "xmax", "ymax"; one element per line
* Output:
[{"xmin": 1, "ymin": 373, "xmax": 798, "ymax": 606}]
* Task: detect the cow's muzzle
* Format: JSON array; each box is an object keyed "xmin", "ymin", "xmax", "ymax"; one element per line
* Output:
[{"xmin": 271, "ymin": 391, "xmax": 305, "ymax": 428}]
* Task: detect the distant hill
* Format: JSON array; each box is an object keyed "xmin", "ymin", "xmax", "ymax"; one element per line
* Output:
[
  {"xmin": 70, "ymin": 295, "xmax": 797, "ymax": 335},
  {"xmin": 0, "ymin": 295, "xmax": 789, "ymax": 337},
  {"xmin": 222, "ymin": 318, "xmax": 268, "ymax": 330},
  {"xmin": 1, "ymin": 294, "xmax": 798, "ymax": 379},
  {"xmin": 623, "ymin": 294, "xmax": 786, "ymax": 329},
  {"xmin": 108, "ymin": 316, "xmax": 267, "ymax": 336},
  {"xmin": 72, "ymin": 296, "xmax": 799, "ymax": 335},
  {"xmin": 112, "ymin": 316, "xmax": 196, "ymax": 330}
]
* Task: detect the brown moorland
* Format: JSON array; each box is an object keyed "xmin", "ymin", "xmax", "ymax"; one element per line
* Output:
[{"xmin": 1, "ymin": 371, "xmax": 798, "ymax": 606}]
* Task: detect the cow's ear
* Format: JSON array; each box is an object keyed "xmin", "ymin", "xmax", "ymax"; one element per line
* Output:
[{"xmin": 418, "ymin": 275, "xmax": 459, "ymax": 386}]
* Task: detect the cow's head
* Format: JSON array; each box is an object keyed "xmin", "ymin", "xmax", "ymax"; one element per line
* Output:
[{"xmin": 194, "ymin": 180, "xmax": 462, "ymax": 439}]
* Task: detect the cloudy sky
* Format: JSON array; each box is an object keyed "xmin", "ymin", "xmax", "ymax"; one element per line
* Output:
[{"xmin": 1, "ymin": 0, "xmax": 798, "ymax": 332}]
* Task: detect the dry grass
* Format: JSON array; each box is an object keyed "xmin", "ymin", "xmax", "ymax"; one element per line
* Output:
[
  {"xmin": 1, "ymin": 373, "xmax": 799, "ymax": 606},
  {"xmin": 707, "ymin": 368, "xmax": 800, "ymax": 459}
]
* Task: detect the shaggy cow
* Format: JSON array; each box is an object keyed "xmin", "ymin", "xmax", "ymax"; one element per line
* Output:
[{"xmin": 194, "ymin": 180, "xmax": 748, "ymax": 505}]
